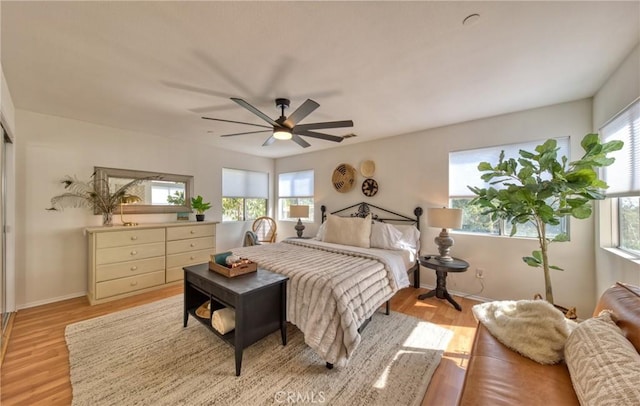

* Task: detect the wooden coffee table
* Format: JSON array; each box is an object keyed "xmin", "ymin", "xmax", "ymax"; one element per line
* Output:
[{"xmin": 183, "ymin": 263, "xmax": 288, "ymax": 376}]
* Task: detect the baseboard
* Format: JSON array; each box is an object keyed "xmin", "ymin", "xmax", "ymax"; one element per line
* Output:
[
  {"xmin": 418, "ymin": 283, "xmax": 491, "ymax": 304},
  {"xmin": 16, "ymin": 291, "xmax": 86, "ymax": 310}
]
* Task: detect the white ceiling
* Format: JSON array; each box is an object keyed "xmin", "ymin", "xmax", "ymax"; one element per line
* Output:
[{"xmin": 2, "ymin": 1, "xmax": 639, "ymax": 158}]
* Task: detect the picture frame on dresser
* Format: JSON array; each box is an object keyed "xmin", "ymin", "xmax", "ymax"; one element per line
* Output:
[{"xmin": 85, "ymin": 221, "xmax": 217, "ymax": 305}]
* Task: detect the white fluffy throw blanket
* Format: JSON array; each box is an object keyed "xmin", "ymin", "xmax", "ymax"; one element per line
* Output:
[{"xmin": 472, "ymin": 300, "xmax": 578, "ymax": 364}]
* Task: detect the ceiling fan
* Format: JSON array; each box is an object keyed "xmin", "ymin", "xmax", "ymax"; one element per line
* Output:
[{"xmin": 202, "ymin": 98, "xmax": 354, "ymax": 148}]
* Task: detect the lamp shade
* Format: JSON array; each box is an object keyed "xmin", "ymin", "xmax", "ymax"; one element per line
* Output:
[
  {"xmin": 289, "ymin": 205, "xmax": 309, "ymax": 218},
  {"xmin": 121, "ymin": 195, "xmax": 141, "ymax": 205},
  {"xmin": 427, "ymin": 207, "xmax": 462, "ymax": 229}
]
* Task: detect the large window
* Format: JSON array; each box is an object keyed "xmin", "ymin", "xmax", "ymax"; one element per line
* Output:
[
  {"xmin": 602, "ymin": 98, "xmax": 640, "ymax": 255},
  {"xmin": 222, "ymin": 168, "xmax": 268, "ymax": 222},
  {"xmin": 449, "ymin": 137, "xmax": 569, "ymax": 238},
  {"xmin": 278, "ymin": 170, "xmax": 314, "ymax": 221}
]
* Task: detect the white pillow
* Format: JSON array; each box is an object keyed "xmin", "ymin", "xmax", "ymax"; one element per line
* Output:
[
  {"xmin": 314, "ymin": 221, "xmax": 327, "ymax": 241},
  {"xmin": 370, "ymin": 222, "xmax": 403, "ymax": 250},
  {"xmin": 393, "ymin": 224, "xmax": 421, "ymax": 252},
  {"xmin": 323, "ymin": 214, "xmax": 372, "ymax": 248}
]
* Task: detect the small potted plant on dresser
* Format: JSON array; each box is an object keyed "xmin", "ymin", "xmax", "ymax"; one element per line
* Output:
[{"xmin": 191, "ymin": 195, "xmax": 211, "ymax": 221}]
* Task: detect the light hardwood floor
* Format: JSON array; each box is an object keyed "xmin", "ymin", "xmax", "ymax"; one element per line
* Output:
[{"xmin": 0, "ymin": 285, "xmax": 479, "ymax": 405}]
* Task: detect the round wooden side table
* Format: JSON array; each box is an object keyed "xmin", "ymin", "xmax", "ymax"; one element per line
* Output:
[{"xmin": 418, "ymin": 255, "xmax": 469, "ymax": 311}]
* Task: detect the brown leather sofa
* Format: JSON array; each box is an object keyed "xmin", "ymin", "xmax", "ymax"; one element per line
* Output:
[{"xmin": 458, "ymin": 282, "xmax": 640, "ymax": 405}]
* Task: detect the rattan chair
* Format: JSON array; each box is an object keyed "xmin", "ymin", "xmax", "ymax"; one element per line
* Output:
[{"xmin": 252, "ymin": 216, "xmax": 277, "ymax": 243}]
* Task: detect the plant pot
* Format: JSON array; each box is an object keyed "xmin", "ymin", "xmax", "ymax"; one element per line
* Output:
[
  {"xmin": 533, "ymin": 294, "xmax": 577, "ymax": 320},
  {"xmin": 196, "ymin": 214, "xmax": 205, "ymax": 222}
]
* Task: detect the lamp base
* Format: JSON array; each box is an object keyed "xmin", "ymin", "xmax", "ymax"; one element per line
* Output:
[
  {"xmin": 434, "ymin": 228, "xmax": 454, "ymax": 262},
  {"xmin": 294, "ymin": 219, "xmax": 305, "ymax": 238},
  {"xmin": 122, "ymin": 222, "xmax": 138, "ymax": 227}
]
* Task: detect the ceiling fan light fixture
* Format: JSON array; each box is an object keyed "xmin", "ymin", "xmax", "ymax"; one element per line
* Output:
[{"xmin": 273, "ymin": 128, "xmax": 292, "ymax": 140}]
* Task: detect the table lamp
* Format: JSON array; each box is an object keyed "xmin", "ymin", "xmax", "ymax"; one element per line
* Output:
[
  {"xmin": 120, "ymin": 195, "xmax": 141, "ymax": 226},
  {"xmin": 289, "ymin": 205, "xmax": 309, "ymax": 237},
  {"xmin": 427, "ymin": 207, "xmax": 463, "ymax": 262}
]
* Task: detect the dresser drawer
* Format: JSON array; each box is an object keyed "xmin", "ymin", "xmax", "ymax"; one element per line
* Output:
[
  {"xmin": 167, "ymin": 224, "xmax": 215, "ymax": 241},
  {"xmin": 96, "ymin": 256, "xmax": 166, "ymax": 282},
  {"xmin": 96, "ymin": 228, "xmax": 165, "ymax": 248},
  {"xmin": 95, "ymin": 270, "xmax": 165, "ymax": 299},
  {"xmin": 166, "ymin": 267, "xmax": 184, "ymax": 283},
  {"xmin": 96, "ymin": 242, "xmax": 165, "ymax": 265},
  {"xmin": 166, "ymin": 248, "xmax": 213, "ymax": 269},
  {"xmin": 167, "ymin": 236, "xmax": 215, "ymax": 255}
]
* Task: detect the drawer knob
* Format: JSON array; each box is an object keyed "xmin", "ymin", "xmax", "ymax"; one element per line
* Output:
[
  {"xmin": 190, "ymin": 230, "xmax": 195, "ymax": 234},
  {"xmin": 130, "ymin": 281, "xmax": 138, "ymax": 286},
  {"xmin": 131, "ymin": 250, "xmax": 137, "ymax": 256},
  {"xmin": 131, "ymin": 266, "xmax": 138, "ymax": 271},
  {"xmin": 190, "ymin": 256, "xmax": 195, "ymax": 260},
  {"xmin": 131, "ymin": 236, "xmax": 138, "ymax": 241},
  {"xmin": 190, "ymin": 243, "xmax": 196, "ymax": 247}
]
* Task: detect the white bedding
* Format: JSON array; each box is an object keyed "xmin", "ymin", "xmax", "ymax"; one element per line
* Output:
[
  {"xmin": 231, "ymin": 239, "xmax": 414, "ymax": 366},
  {"xmin": 298, "ymin": 239, "xmax": 412, "ymax": 288}
]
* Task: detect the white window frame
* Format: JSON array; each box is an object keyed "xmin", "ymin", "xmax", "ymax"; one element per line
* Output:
[
  {"xmin": 278, "ymin": 170, "xmax": 314, "ymax": 221},
  {"xmin": 600, "ymin": 98, "xmax": 640, "ymax": 257},
  {"xmin": 449, "ymin": 137, "xmax": 570, "ymax": 238},
  {"xmin": 221, "ymin": 168, "xmax": 269, "ymax": 222}
]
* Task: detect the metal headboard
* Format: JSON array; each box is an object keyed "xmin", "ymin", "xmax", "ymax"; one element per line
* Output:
[{"xmin": 320, "ymin": 202, "xmax": 423, "ymax": 230}]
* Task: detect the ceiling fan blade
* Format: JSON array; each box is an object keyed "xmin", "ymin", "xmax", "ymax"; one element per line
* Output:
[
  {"xmin": 262, "ymin": 136, "xmax": 276, "ymax": 146},
  {"xmin": 291, "ymin": 134, "xmax": 311, "ymax": 148},
  {"xmin": 294, "ymin": 120, "xmax": 354, "ymax": 131},
  {"xmin": 284, "ymin": 99, "xmax": 320, "ymax": 128},
  {"xmin": 202, "ymin": 116, "xmax": 271, "ymax": 129},
  {"xmin": 231, "ymin": 98, "xmax": 278, "ymax": 126},
  {"xmin": 295, "ymin": 130, "xmax": 344, "ymax": 143},
  {"xmin": 219, "ymin": 130, "xmax": 272, "ymax": 137}
]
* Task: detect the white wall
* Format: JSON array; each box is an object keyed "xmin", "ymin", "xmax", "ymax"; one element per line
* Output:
[
  {"xmin": 15, "ymin": 110, "xmax": 274, "ymax": 308},
  {"xmin": 276, "ymin": 99, "xmax": 597, "ymax": 316},
  {"xmin": 592, "ymin": 43, "xmax": 640, "ymax": 296}
]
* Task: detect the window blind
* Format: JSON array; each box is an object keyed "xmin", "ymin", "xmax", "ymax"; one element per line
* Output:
[
  {"xmin": 449, "ymin": 137, "xmax": 569, "ymax": 198},
  {"xmin": 222, "ymin": 168, "xmax": 268, "ymax": 198},
  {"xmin": 601, "ymin": 99, "xmax": 640, "ymax": 197},
  {"xmin": 278, "ymin": 170, "xmax": 314, "ymax": 197}
]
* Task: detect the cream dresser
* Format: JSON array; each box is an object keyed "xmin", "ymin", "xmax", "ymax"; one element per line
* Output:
[{"xmin": 86, "ymin": 221, "xmax": 217, "ymax": 305}]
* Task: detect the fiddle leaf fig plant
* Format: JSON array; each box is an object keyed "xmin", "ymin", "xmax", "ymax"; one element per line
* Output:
[{"xmin": 468, "ymin": 133, "xmax": 623, "ymax": 304}]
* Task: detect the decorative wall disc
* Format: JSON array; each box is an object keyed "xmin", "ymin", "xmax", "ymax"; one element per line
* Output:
[
  {"xmin": 332, "ymin": 163, "xmax": 356, "ymax": 193},
  {"xmin": 360, "ymin": 160, "xmax": 376, "ymax": 177},
  {"xmin": 361, "ymin": 178, "xmax": 379, "ymax": 197}
]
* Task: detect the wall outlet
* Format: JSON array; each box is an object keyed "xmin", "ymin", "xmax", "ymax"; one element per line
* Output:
[{"xmin": 475, "ymin": 268, "xmax": 484, "ymax": 279}]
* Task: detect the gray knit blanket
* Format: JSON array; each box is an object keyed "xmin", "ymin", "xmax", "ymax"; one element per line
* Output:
[{"xmin": 232, "ymin": 240, "xmax": 397, "ymax": 366}]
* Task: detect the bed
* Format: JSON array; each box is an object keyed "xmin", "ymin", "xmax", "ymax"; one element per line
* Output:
[{"xmin": 230, "ymin": 202, "xmax": 423, "ymax": 367}]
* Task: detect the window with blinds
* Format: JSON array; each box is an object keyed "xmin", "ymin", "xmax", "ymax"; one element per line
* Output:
[
  {"xmin": 278, "ymin": 170, "xmax": 314, "ymax": 221},
  {"xmin": 601, "ymin": 98, "xmax": 640, "ymax": 254},
  {"xmin": 221, "ymin": 168, "xmax": 268, "ymax": 222},
  {"xmin": 449, "ymin": 137, "xmax": 569, "ymax": 237}
]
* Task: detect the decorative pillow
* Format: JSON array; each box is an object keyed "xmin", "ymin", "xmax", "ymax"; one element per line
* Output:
[
  {"xmin": 323, "ymin": 214, "xmax": 372, "ymax": 248},
  {"xmin": 564, "ymin": 310, "xmax": 640, "ymax": 405},
  {"xmin": 370, "ymin": 222, "xmax": 403, "ymax": 250},
  {"xmin": 472, "ymin": 299, "xmax": 577, "ymax": 364}
]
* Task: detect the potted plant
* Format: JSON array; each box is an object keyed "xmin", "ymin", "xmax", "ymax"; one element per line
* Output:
[
  {"xmin": 468, "ymin": 133, "xmax": 623, "ymax": 304},
  {"xmin": 191, "ymin": 195, "xmax": 211, "ymax": 222},
  {"xmin": 47, "ymin": 172, "xmax": 149, "ymax": 226}
]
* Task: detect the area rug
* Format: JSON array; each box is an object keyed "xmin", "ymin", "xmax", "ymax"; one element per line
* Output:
[{"xmin": 65, "ymin": 295, "xmax": 452, "ymax": 406}]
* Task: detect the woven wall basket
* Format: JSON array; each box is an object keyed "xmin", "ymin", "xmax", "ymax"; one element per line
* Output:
[{"xmin": 332, "ymin": 163, "xmax": 356, "ymax": 193}]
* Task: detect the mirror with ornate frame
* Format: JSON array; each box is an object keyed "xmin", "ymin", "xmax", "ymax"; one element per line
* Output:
[{"xmin": 94, "ymin": 167, "xmax": 194, "ymax": 214}]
